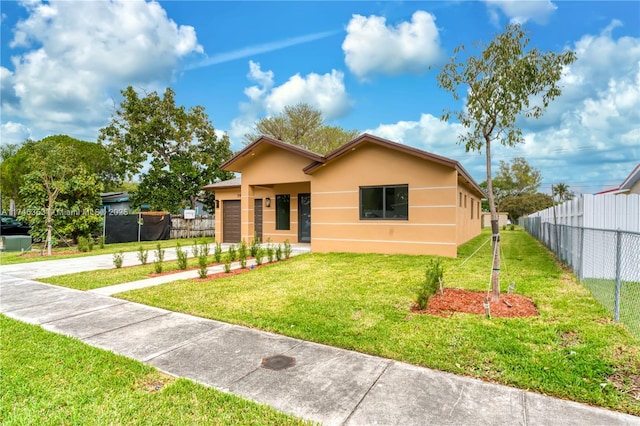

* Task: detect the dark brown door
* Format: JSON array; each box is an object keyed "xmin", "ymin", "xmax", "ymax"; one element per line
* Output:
[
  {"xmin": 254, "ymin": 199, "xmax": 263, "ymax": 242},
  {"xmin": 298, "ymin": 193, "xmax": 310, "ymax": 243},
  {"xmin": 222, "ymin": 200, "xmax": 241, "ymax": 243}
]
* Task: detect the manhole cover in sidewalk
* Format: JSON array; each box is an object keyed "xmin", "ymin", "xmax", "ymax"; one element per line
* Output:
[{"xmin": 261, "ymin": 354, "xmax": 295, "ymax": 371}]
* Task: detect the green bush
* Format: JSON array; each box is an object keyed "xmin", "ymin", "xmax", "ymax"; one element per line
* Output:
[
  {"xmin": 137, "ymin": 246, "xmax": 148, "ymax": 265},
  {"xmin": 153, "ymin": 243, "xmax": 165, "ymax": 273},
  {"xmin": 228, "ymin": 245, "xmax": 237, "ymax": 262},
  {"xmin": 214, "ymin": 242, "xmax": 222, "ymax": 263},
  {"xmin": 77, "ymin": 236, "xmax": 90, "ymax": 252},
  {"xmin": 224, "ymin": 259, "xmax": 231, "ymax": 273},
  {"xmin": 113, "ymin": 251, "xmax": 124, "ymax": 269},
  {"xmin": 283, "ymin": 239, "xmax": 292, "ymax": 259},
  {"xmin": 238, "ymin": 240, "xmax": 248, "ymax": 262},
  {"xmin": 250, "ymin": 233, "xmax": 261, "ymax": 257},
  {"xmin": 98, "ymin": 235, "xmax": 105, "ymax": 249},
  {"xmin": 255, "ymin": 247, "xmax": 264, "ymax": 265},
  {"xmin": 275, "ymin": 244, "xmax": 283, "ymax": 261},
  {"xmin": 87, "ymin": 237, "xmax": 94, "ymax": 251},
  {"xmin": 198, "ymin": 253, "xmax": 208, "ymax": 279},
  {"xmin": 415, "ymin": 259, "xmax": 444, "ymax": 310},
  {"xmin": 266, "ymin": 245, "xmax": 274, "ymax": 263},
  {"xmin": 176, "ymin": 243, "xmax": 188, "ymax": 270}
]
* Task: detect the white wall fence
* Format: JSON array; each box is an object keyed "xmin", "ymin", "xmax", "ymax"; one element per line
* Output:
[{"xmin": 526, "ymin": 193, "xmax": 640, "ymax": 232}]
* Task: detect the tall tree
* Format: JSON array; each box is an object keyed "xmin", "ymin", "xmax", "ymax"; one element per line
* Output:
[
  {"xmin": 494, "ymin": 157, "xmax": 542, "ymax": 197},
  {"xmin": 437, "ymin": 24, "xmax": 576, "ymax": 301},
  {"xmin": 99, "ymin": 86, "xmax": 234, "ymax": 213},
  {"xmin": 552, "ymin": 182, "xmax": 575, "ymax": 204},
  {"xmin": 244, "ymin": 103, "xmax": 359, "ymax": 154},
  {"xmin": 17, "ymin": 136, "xmax": 103, "ymax": 255}
]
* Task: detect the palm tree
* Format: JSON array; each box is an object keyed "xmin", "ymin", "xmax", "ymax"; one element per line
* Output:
[{"xmin": 553, "ymin": 182, "xmax": 575, "ymax": 204}]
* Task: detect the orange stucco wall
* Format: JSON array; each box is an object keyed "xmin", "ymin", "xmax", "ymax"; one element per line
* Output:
[{"xmin": 213, "ymin": 140, "xmax": 481, "ymax": 257}]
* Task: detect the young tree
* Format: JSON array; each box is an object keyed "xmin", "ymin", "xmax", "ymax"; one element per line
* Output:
[
  {"xmin": 99, "ymin": 86, "xmax": 234, "ymax": 214},
  {"xmin": 243, "ymin": 103, "xmax": 359, "ymax": 154},
  {"xmin": 17, "ymin": 136, "xmax": 103, "ymax": 255},
  {"xmin": 437, "ymin": 24, "xmax": 576, "ymax": 301}
]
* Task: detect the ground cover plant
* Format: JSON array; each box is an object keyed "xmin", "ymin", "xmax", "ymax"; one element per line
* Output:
[
  {"xmin": 117, "ymin": 228, "xmax": 640, "ymax": 415},
  {"xmin": 0, "ymin": 315, "xmax": 307, "ymax": 425}
]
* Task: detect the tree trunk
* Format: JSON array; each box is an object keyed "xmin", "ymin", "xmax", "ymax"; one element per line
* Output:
[
  {"xmin": 484, "ymin": 139, "xmax": 501, "ymax": 302},
  {"xmin": 46, "ymin": 205, "xmax": 53, "ymax": 256}
]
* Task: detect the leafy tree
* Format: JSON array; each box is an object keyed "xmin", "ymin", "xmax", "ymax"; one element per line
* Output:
[
  {"xmin": 501, "ymin": 193, "xmax": 553, "ymax": 222},
  {"xmin": 552, "ymin": 182, "xmax": 575, "ymax": 204},
  {"xmin": 243, "ymin": 103, "xmax": 359, "ymax": 154},
  {"xmin": 494, "ymin": 157, "xmax": 542, "ymax": 197},
  {"xmin": 437, "ymin": 23, "xmax": 576, "ymax": 300},
  {"xmin": 17, "ymin": 136, "xmax": 104, "ymax": 255},
  {"xmin": 99, "ymin": 86, "xmax": 234, "ymax": 214}
]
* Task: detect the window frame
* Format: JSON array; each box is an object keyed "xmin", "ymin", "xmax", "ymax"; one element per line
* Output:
[{"xmin": 359, "ymin": 184, "xmax": 409, "ymax": 220}]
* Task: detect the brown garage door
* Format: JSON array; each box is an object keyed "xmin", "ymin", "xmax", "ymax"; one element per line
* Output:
[{"xmin": 223, "ymin": 200, "xmax": 241, "ymax": 243}]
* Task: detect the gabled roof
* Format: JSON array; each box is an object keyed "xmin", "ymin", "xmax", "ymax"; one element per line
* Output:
[
  {"xmin": 304, "ymin": 133, "xmax": 485, "ymax": 198},
  {"xmin": 202, "ymin": 176, "xmax": 241, "ymax": 190},
  {"xmin": 221, "ymin": 135, "xmax": 324, "ymax": 172},
  {"xmin": 595, "ymin": 163, "xmax": 640, "ymax": 195}
]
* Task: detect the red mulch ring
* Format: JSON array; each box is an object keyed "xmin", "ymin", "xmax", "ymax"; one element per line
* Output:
[{"xmin": 413, "ymin": 288, "xmax": 538, "ymax": 318}]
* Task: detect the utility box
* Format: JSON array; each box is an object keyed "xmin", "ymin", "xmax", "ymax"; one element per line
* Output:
[{"xmin": 1, "ymin": 235, "xmax": 32, "ymax": 252}]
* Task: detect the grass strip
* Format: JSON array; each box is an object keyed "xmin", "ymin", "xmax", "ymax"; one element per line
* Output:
[{"xmin": 0, "ymin": 315, "xmax": 309, "ymax": 425}]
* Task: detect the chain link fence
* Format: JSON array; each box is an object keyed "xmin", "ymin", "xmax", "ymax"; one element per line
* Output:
[{"xmin": 521, "ymin": 217, "xmax": 640, "ymax": 338}]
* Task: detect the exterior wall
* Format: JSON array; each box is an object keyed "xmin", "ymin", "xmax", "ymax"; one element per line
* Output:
[
  {"xmin": 629, "ymin": 179, "xmax": 640, "ymax": 195},
  {"xmin": 455, "ymin": 182, "xmax": 482, "ymax": 245},
  {"xmin": 481, "ymin": 212, "xmax": 509, "ymax": 228},
  {"xmin": 309, "ymin": 143, "xmax": 461, "ymax": 257}
]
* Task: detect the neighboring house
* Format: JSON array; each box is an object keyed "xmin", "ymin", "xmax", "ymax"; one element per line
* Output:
[
  {"xmin": 481, "ymin": 212, "xmax": 509, "ymax": 228},
  {"xmin": 203, "ymin": 134, "xmax": 484, "ymax": 257},
  {"xmin": 100, "ymin": 192, "xmax": 150, "ymax": 215},
  {"xmin": 595, "ymin": 163, "xmax": 640, "ymax": 195}
]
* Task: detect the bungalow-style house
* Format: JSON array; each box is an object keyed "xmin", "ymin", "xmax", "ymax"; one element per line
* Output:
[
  {"xmin": 595, "ymin": 163, "xmax": 640, "ymax": 195},
  {"xmin": 203, "ymin": 134, "xmax": 484, "ymax": 257}
]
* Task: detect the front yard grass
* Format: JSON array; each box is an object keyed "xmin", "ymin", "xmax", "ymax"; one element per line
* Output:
[
  {"xmin": 117, "ymin": 228, "xmax": 640, "ymax": 415},
  {"xmin": 0, "ymin": 315, "xmax": 308, "ymax": 425}
]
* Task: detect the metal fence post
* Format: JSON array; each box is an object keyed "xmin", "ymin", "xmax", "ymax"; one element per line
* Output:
[{"xmin": 614, "ymin": 229, "xmax": 621, "ymax": 323}]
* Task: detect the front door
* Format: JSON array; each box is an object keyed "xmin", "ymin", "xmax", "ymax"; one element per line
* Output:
[{"xmin": 298, "ymin": 193, "xmax": 311, "ymax": 243}]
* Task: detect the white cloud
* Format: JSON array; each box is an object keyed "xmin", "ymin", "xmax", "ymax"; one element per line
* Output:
[
  {"xmin": 483, "ymin": 0, "xmax": 557, "ymax": 25},
  {"xmin": 230, "ymin": 61, "xmax": 352, "ymax": 146},
  {"xmin": 2, "ymin": 0, "xmax": 202, "ymax": 139},
  {"xmin": 342, "ymin": 11, "xmax": 443, "ymax": 79},
  {"xmin": 0, "ymin": 121, "xmax": 33, "ymax": 145},
  {"xmin": 365, "ymin": 23, "xmax": 640, "ymax": 194}
]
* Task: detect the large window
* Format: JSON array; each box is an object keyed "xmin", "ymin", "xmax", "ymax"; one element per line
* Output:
[
  {"xmin": 275, "ymin": 194, "xmax": 290, "ymax": 230},
  {"xmin": 360, "ymin": 185, "xmax": 408, "ymax": 220}
]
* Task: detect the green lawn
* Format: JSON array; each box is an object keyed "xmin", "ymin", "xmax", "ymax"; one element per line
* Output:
[
  {"xmin": 0, "ymin": 238, "xmax": 211, "ymax": 265},
  {"xmin": 0, "ymin": 315, "xmax": 308, "ymax": 425},
  {"xmin": 582, "ymin": 278, "xmax": 640, "ymax": 339},
  {"xmin": 114, "ymin": 228, "xmax": 640, "ymax": 415}
]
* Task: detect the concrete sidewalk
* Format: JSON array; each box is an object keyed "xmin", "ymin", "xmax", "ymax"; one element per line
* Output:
[{"xmin": 1, "ymin": 274, "xmax": 638, "ymax": 425}]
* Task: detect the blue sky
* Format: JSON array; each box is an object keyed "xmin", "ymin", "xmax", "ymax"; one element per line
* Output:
[{"xmin": 1, "ymin": 1, "xmax": 639, "ymax": 194}]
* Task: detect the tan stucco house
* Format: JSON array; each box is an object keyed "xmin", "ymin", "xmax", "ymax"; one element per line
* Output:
[{"xmin": 204, "ymin": 134, "xmax": 484, "ymax": 257}]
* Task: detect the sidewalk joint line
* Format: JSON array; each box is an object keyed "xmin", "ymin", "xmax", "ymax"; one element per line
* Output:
[{"xmin": 342, "ymin": 359, "xmax": 392, "ymax": 425}]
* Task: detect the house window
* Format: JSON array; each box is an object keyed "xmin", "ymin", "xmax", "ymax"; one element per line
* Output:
[
  {"xmin": 477, "ymin": 201, "xmax": 481, "ymax": 219},
  {"xmin": 464, "ymin": 194, "xmax": 467, "ymax": 208},
  {"xmin": 471, "ymin": 198, "xmax": 474, "ymax": 219},
  {"xmin": 360, "ymin": 185, "xmax": 408, "ymax": 220},
  {"xmin": 276, "ymin": 194, "xmax": 290, "ymax": 230},
  {"xmin": 459, "ymin": 192, "xmax": 462, "ymax": 207}
]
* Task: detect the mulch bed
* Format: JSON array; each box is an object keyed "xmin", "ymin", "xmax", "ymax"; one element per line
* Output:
[{"xmin": 412, "ymin": 288, "xmax": 538, "ymax": 318}]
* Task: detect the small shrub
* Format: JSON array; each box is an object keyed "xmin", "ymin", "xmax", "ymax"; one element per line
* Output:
[
  {"xmin": 200, "ymin": 239, "xmax": 210, "ymax": 257},
  {"xmin": 250, "ymin": 232, "xmax": 261, "ymax": 257},
  {"xmin": 266, "ymin": 245, "xmax": 274, "ymax": 263},
  {"xmin": 224, "ymin": 259, "xmax": 231, "ymax": 273},
  {"xmin": 510, "ymin": 224, "xmax": 515, "ymax": 231},
  {"xmin": 283, "ymin": 239, "xmax": 292, "ymax": 259},
  {"xmin": 275, "ymin": 244, "xmax": 283, "ymax": 261},
  {"xmin": 137, "ymin": 246, "xmax": 148, "ymax": 265},
  {"xmin": 238, "ymin": 240, "xmax": 248, "ymax": 261},
  {"xmin": 153, "ymin": 243, "xmax": 165, "ymax": 273},
  {"xmin": 176, "ymin": 243, "xmax": 188, "ymax": 270},
  {"xmin": 255, "ymin": 247, "xmax": 264, "ymax": 265},
  {"xmin": 98, "ymin": 235, "xmax": 105, "ymax": 249},
  {"xmin": 198, "ymin": 253, "xmax": 208, "ymax": 279},
  {"xmin": 228, "ymin": 245, "xmax": 237, "ymax": 262},
  {"xmin": 214, "ymin": 242, "xmax": 222, "ymax": 263},
  {"xmin": 113, "ymin": 251, "xmax": 124, "ymax": 269},
  {"xmin": 240, "ymin": 257, "xmax": 247, "ymax": 269},
  {"xmin": 415, "ymin": 259, "xmax": 444, "ymax": 310},
  {"xmin": 88, "ymin": 237, "xmax": 94, "ymax": 251},
  {"xmin": 77, "ymin": 236, "xmax": 89, "ymax": 252}
]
